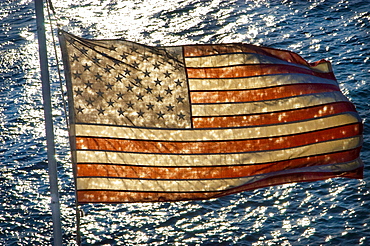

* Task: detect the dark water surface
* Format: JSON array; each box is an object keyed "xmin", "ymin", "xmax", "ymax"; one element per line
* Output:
[{"xmin": 1, "ymin": 0, "xmax": 369, "ymax": 245}]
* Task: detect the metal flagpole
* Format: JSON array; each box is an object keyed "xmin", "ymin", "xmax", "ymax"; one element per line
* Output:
[{"xmin": 34, "ymin": 0, "xmax": 63, "ymax": 245}]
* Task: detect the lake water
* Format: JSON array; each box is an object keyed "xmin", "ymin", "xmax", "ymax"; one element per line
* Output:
[{"xmin": 0, "ymin": 0, "xmax": 369, "ymax": 245}]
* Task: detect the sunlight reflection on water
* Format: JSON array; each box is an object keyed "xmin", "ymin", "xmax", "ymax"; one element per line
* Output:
[{"xmin": 0, "ymin": 0, "xmax": 369, "ymax": 245}]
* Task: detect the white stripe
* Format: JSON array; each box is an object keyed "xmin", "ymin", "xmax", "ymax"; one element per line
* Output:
[
  {"xmin": 310, "ymin": 62, "xmax": 332, "ymax": 73},
  {"xmin": 75, "ymin": 112, "xmax": 360, "ymax": 141},
  {"xmin": 76, "ymin": 158, "xmax": 362, "ymax": 192},
  {"xmin": 192, "ymin": 91, "xmax": 348, "ymax": 116},
  {"xmin": 76, "ymin": 136, "xmax": 362, "ymax": 166},
  {"xmin": 188, "ymin": 73, "xmax": 337, "ymax": 91},
  {"xmin": 185, "ymin": 53, "xmax": 332, "ymax": 73},
  {"xmin": 185, "ymin": 53, "xmax": 294, "ymax": 67}
]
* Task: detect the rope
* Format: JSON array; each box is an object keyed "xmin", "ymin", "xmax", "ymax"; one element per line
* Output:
[
  {"xmin": 45, "ymin": 0, "xmax": 69, "ymax": 129},
  {"xmin": 46, "ymin": 0, "xmax": 57, "ymax": 16},
  {"xmin": 44, "ymin": 1, "xmax": 81, "ymax": 245}
]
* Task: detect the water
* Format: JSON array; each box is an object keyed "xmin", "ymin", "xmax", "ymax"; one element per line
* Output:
[{"xmin": 0, "ymin": 0, "xmax": 369, "ymax": 245}]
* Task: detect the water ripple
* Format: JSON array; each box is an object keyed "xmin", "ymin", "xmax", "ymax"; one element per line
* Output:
[{"xmin": 0, "ymin": 0, "xmax": 369, "ymax": 245}]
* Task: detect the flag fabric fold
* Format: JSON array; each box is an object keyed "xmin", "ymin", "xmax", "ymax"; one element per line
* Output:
[{"xmin": 59, "ymin": 30, "xmax": 363, "ymax": 203}]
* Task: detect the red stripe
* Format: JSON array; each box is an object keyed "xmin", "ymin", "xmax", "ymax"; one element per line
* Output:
[
  {"xmin": 190, "ymin": 83, "xmax": 340, "ymax": 104},
  {"xmin": 218, "ymin": 167, "xmax": 363, "ymax": 198},
  {"xmin": 76, "ymin": 123, "xmax": 361, "ymax": 154},
  {"xmin": 192, "ymin": 102, "xmax": 356, "ymax": 128},
  {"xmin": 77, "ymin": 148, "xmax": 361, "ymax": 179},
  {"xmin": 186, "ymin": 64, "xmax": 335, "ymax": 80},
  {"xmin": 76, "ymin": 167, "xmax": 363, "ymax": 203},
  {"xmin": 77, "ymin": 190, "xmax": 216, "ymax": 203}
]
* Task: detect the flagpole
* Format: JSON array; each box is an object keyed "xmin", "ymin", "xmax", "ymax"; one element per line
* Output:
[{"xmin": 34, "ymin": 0, "xmax": 63, "ymax": 245}]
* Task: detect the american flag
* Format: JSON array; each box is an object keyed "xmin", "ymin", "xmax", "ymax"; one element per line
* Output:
[{"xmin": 59, "ymin": 30, "xmax": 363, "ymax": 203}]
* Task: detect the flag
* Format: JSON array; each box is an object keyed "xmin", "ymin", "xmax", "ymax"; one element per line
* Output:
[{"xmin": 59, "ymin": 30, "xmax": 363, "ymax": 203}]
